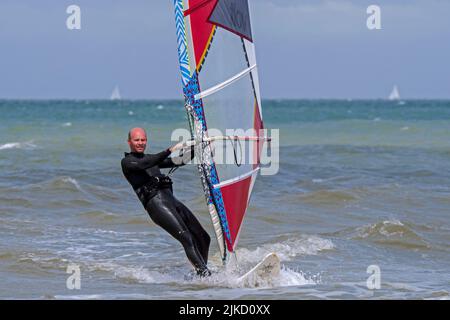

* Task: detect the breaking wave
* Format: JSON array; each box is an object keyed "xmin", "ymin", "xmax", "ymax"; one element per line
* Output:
[
  {"xmin": 334, "ymin": 219, "xmax": 431, "ymax": 250},
  {"xmin": 0, "ymin": 141, "xmax": 37, "ymax": 151}
]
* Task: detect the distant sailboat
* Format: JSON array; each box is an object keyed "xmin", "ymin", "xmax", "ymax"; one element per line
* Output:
[
  {"xmin": 388, "ymin": 85, "xmax": 400, "ymax": 101},
  {"xmin": 110, "ymin": 85, "xmax": 121, "ymax": 100}
]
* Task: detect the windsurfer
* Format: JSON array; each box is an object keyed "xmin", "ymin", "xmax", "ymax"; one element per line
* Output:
[{"xmin": 121, "ymin": 127, "xmax": 211, "ymax": 277}]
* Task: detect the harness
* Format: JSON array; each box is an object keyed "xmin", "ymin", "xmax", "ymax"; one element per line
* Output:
[{"xmin": 135, "ymin": 175, "xmax": 173, "ymax": 205}]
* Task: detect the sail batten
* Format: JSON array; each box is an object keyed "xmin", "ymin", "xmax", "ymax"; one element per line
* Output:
[
  {"xmin": 213, "ymin": 167, "xmax": 260, "ymax": 189},
  {"xmin": 194, "ymin": 64, "xmax": 257, "ymax": 100}
]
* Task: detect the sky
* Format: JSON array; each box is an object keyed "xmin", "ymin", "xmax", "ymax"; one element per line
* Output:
[{"xmin": 0, "ymin": 0, "xmax": 449, "ymax": 99}]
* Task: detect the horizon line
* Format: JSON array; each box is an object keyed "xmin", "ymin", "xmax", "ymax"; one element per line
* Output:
[{"xmin": 1, "ymin": 97, "xmax": 449, "ymax": 102}]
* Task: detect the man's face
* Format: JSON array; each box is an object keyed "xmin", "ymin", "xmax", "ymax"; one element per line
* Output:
[{"xmin": 128, "ymin": 129, "xmax": 147, "ymax": 153}]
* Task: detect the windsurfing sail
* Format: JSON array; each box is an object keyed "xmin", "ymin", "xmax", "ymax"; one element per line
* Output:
[
  {"xmin": 110, "ymin": 85, "xmax": 121, "ymax": 100},
  {"xmin": 389, "ymin": 85, "xmax": 400, "ymax": 101},
  {"xmin": 172, "ymin": 0, "xmax": 266, "ymax": 263}
]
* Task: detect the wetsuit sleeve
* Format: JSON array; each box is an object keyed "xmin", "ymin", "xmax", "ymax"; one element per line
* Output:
[
  {"xmin": 122, "ymin": 149, "xmax": 171, "ymax": 172},
  {"xmin": 159, "ymin": 146, "xmax": 195, "ymax": 169}
]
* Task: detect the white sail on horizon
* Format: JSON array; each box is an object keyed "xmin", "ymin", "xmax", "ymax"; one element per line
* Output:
[
  {"xmin": 110, "ymin": 85, "xmax": 121, "ymax": 101},
  {"xmin": 389, "ymin": 85, "xmax": 400, "ymax": 101}
]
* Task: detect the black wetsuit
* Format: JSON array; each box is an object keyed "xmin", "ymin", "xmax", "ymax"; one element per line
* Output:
[{"xmin": 121, "ymin": 148, "xmax": 211, "ymax": 276}]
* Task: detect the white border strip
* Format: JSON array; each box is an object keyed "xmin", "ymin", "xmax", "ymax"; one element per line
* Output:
[
  {"xmin": 194, "ymin": 64, "xmax": 257, "ymax": 100},
  {"xmin": 213, "ymin": 167, "xmax": 260, "ymax": 189}
]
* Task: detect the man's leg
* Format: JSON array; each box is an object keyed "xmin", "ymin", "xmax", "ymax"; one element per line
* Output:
[
  {"xmin": 174, "ymin": 198, "xmax": 211, "ymax": 265},
  {"xmin": 145, "ymin": 192, "xmax": 209, "ymax": 275}
]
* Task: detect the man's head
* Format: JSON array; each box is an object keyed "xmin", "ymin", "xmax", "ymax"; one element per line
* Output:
[{"xmin": 128, "ymin": 128, "xmax": 147, "ymax": 153}]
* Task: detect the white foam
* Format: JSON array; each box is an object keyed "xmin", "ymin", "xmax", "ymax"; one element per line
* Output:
[
  {"xmin": 355, "ymin": 219, "xmax": 407, "ymax": 238},
  {"xmin": 82, "ymin": 240, "xmax": 323, "ymax": 289},
  {"xmin": 180, "ymin": 237, "xmax": 332, "ymax": 289},
  {"xmin": 275, "ymin": 265, "xmax": 317, "ymax": 287},
  {"xmin": 62, "ymin": 122, "xmax": 72, "ymax": 127},
  {"xmin": 157, "ymin": 105, "xmax": 164, "ymax": 110},
  {"xmin": 56, "ymin": 236, "xmax": 332, "ymax": 289},
  {"xmin": 383, "ymin": 219, "xmax": 404, "ymax": 226},
  {"xmin": 61, "ymin": 177, "xmax": 84, "ymax": 193},
  {"xmin": 236, "ymin": 236, "xmax": 335, "ymax": 262},
  {"xmin": 312, "ymin": 176, "xmax": 346, "ymax": 183},
  {"xmin": 53, "ymin": 293, "xmax": 152, "ymax": 300},
  {"xmin": 89, "ymin": 261, "xmax": 174, "ymax": 284},
  {"xmin": 180, "ymin": 261, "xmax": 317, "ymax": 289},
  {"xmin": 0, "ymin": 142, "xmax": 23, "ymax": 150},
  {"xmin": 0, "ymin": 141, "xmax": 37, "ymax": 151}
]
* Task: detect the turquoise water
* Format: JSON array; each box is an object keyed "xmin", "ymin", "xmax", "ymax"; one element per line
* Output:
[{"xmin": 0, "ymin": 99, "xmax": 449, "ymax": 299}]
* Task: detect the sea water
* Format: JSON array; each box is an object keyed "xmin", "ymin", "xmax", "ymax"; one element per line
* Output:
[{"xmin": 0, "ymin": 99, "xmax": 449, "ymax": 299}]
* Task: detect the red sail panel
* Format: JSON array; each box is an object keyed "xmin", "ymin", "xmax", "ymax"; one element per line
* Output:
[
  {"xmin": 186, "ymin": 0, "xmax": 217, "ymax": 68},
  {"xmin": 219, "ymin": 176, "xmax": 252, "ymax": 250}
]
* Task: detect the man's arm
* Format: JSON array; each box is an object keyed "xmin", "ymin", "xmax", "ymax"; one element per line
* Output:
[
  {"xmin": 159, "ymin": 146, "xmax": 195, "ymax": 169},
  {"xmin": 122, "ymin": 149, "xmax": 171, "ymax": 172}
]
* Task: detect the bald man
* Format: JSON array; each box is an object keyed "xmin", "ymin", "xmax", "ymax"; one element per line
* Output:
[{"xmin": 121, "ymin": 128, "xmax": 211, "ymax": 277}]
